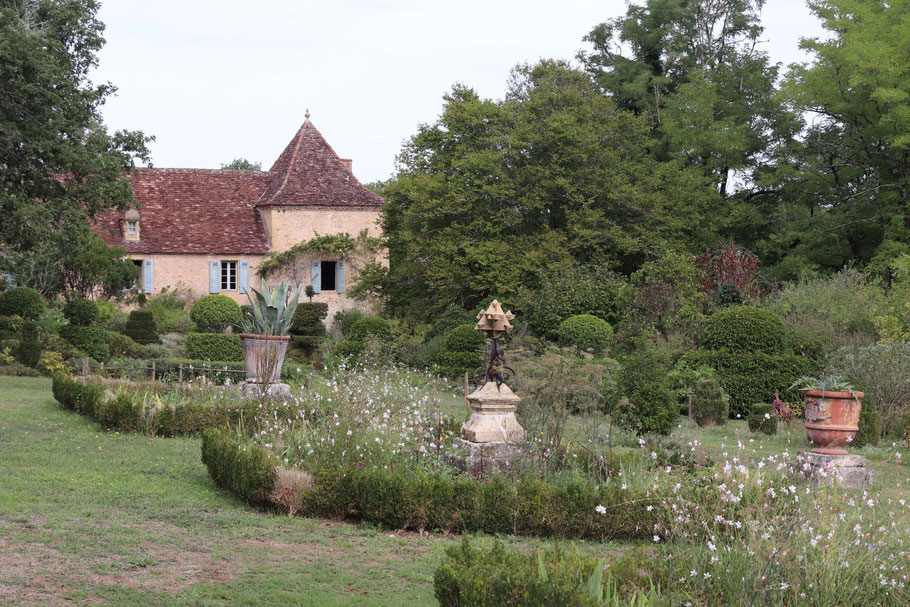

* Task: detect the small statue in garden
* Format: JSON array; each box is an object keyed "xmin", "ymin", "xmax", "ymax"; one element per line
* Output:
[
  {"xmin": 473, "ymin": 300, "xmax": 515, "ymax": 389},
  {"xmin": 447, "ymin": 300, "xmax": 526, "ymax": 475},
  {"xmin": 772, "ymin": 391, "xmax": 793, "ymax": 424}
]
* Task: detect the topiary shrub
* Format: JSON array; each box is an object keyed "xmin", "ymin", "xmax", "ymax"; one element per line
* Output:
[
  {"xmin": 189, "ymin": 294, "xmax": 242, "ymax": 333},
  {"xmin": 122, "ymin": 310, "xmax": 160, "ymax": 344},
  {"xmin": 63, "ymin": 298, "xmax": 100, "ymax": 326},
  {"xmin": 184, "ymin": 332, "xmax": 243, "ymax": 361},
  {"xmin": 700, "ymin": 305, "xmax": 788, "ymax": 355},
  {"xmin": 289, "ymin": 303, "xmax": 328, "ymax": 359},
  {"xmin": 557, "ymin": 314, "xmax": 613, "ymax": 356},
  {"xmin": 0, "ymin": 287, "xmax": 45, "ymax": 319},
  {"xmin": 747, "ymin": 403, "xmax": 778, "ymax": 434},
  {"xmin": 692, "ymin": 379, "xmax": 728, "ymax": 426},
  {"xmin": 291, "ymin": 302, "xmax": 328, "ymax": 336},
  {"xmin": 105, "ymin": 331, "xmax": 142, "ymax": 358},
  {"xmin": 348, "ymin": 315, "xmax": 391, "ymax": 341},
  {"xmin": 616, "ymin": 348, "xmax": 677, "ymax": 436},
  {"xmin": 16, "ymin": 320, "xmax": 41, "ymax": 367},
  {"xmin": 333, "ymin": 308, "xmax": 365, "ymax": 338},
  {"xmin": 852, "ymin": 403, "xmax": 882, "ymax": 448},
  {"xmin": 59, "ymin": 324, "xmax": 109, "ymax": 362},
  {"xmin": 425, "ymin": 306, "xmax": 477, "ymax": 342},
  {"xmin": 334, "ymin": 339, "xmax": 365, "ymax": 360},
  {"xmin": 433, "ymin": 324, "xmax": 485, "ymax": 378}
]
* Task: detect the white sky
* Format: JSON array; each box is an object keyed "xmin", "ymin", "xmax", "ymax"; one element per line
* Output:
[{"xmin": 91, "ymin": 0, "xmax": 825, "ymax": 184}]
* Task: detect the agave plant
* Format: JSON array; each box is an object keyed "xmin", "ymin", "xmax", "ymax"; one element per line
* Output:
[
  {"xmin": 789, "ymin": 374, "xmax": 858, "ymax": 396},
  {"xmin": 241, "ymin": 281, "xmax": 301, "ymax": 336}
]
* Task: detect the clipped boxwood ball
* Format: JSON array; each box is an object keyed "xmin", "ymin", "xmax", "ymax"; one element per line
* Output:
[
  {"xmin": 0, "ymin": 287, "xmax": 45, "ymax": 320},
  {"xmin": 190, "ymin": 295, "xmax": 242, "ymax": 333},
  {"xmin": 348, "ymin": 316, "xmax": 390, "ymax": 341},
  {"xmin": 557, "ymin": 314, "xmax": 613, "ymax": 356},
  {"xmin": 444, "ymin": 324, "xmax": 485, "ymax": 352},
  {"xmin": 699, "ymin": 306, "xmax": 788, "ymax": 355},
  {"xmin": 63, "ymin": 298, "xmax": 100, "ymax": 326}
]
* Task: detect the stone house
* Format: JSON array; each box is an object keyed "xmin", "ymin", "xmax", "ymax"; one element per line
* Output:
[{"xmin": 95, "ymin": 117, "xmax": 385, "ymax": 320}]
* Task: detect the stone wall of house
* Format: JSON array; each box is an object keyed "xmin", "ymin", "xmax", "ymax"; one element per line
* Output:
[
  {"xmin": 129, "ymin": 254, "xmax": 266, "ymax": 305},
  {"xmin": 131, "ymin": 251, "xmax": 379, "ymax": 323},
  {"xmin": 259, "ymin": 206, "xmax": 382, "ymax": 251}
]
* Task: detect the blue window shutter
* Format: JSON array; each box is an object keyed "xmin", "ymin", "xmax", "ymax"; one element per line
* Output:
[
  {"xmin": 336, "ymin": 260, "xmax": 345, "ymax": 294},
  {"xmin": 209, "ymin": 260, "xmax": 220, "ymax": 293},
  {"xmin": 311, "ymin": 260, "xmax": 321, "ymax": 294},
  {"xmin": 143, "ymin": 259, "xmax": 154, "ymax": 294},
  {"xmin": 239, "ymin": 260, "xmax": 249, "ymax": 294}
]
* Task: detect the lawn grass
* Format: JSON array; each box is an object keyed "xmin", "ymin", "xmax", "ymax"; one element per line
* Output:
[
  {"xmin": 4, "ymin": 375, "xmax": 906, "ymax": 605},
  {"xmin": 0, "ymin": 376, "xmax": 457, "ymax": 606}
]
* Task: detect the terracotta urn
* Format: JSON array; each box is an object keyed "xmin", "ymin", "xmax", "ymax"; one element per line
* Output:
[
  {"xmin": 802, "ymin": 389, "xmax": 864, "ymax": 455},
  {"xmin": 239, "ymin": 334, "xmax": 289, "ymax": 384}
]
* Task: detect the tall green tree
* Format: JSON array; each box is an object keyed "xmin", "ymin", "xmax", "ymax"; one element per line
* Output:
[
  {"xmin": 766, "ymin": 0, "xmax": 910, "ymax": 278},
  {"xmin": 220, "ymin": 158, "xmax": 261, "ymax": 170},
  {"xmin": 380, "ymin": 60, "xmax": 717, "ymax": 321},
  {"xmin": 581, "ymin": 0, "xmax": 798, "ymax": 199},
  {"xmin": 0, "ymin": 0, "xmax": 151, "ymax": 295}
]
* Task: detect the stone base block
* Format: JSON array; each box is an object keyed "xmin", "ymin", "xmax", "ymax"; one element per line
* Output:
[
  {"xmin": 794, "ymin": 451, "xmax": 874, "ymax": 490},
  {"xmin": 445, "ymin": 438, "xmax": 530, "ymax": 477},
  {"xmin": 241, "ymin": 382, "xmax": 292, "ymax": 400}
]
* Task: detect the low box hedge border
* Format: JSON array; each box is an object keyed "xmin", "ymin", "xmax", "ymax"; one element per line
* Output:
[
  {"xmin": 200, "ymin": 429, "xmax": 660, "ymax": 542},
  {"xmin": 51, "ymin": 374, "xmax": 278, "ymax": 437}
]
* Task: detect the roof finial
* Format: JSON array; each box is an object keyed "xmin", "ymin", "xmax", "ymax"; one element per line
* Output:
[{"xmin": 305, "ymin": 108, "xmax": 311, "ymax": 120}]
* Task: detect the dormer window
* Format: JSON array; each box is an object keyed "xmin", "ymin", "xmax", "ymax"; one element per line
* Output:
[{"xmin": 124, "ymin": 209, "xmax": 140, "ymax": 241}]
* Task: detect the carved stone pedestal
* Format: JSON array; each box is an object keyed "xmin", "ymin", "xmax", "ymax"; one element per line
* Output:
[
  {"xmin": 795, "ymin": 451, "xmax": 874, "ymax": 490},
  {"xmin": 445, "ymin": 382, "xmax": 528, "ymax": 476},
  {"xmin": 241, "ymin": 381, "xmax": 291, "ymax": 400}
]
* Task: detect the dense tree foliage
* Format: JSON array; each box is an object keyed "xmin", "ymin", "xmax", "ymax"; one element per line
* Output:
[
  {"xmin": 379, "ymin": 60, "xmax": 718, "ymax": 320},
  {"xmin": 0, "ymin": 0, "xmax": 151, "ymax": 295}
]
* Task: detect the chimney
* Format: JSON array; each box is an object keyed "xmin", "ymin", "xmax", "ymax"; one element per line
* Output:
[{"xmin": 341, "ymin": 159, "xmax": 353, "ymax": 172}]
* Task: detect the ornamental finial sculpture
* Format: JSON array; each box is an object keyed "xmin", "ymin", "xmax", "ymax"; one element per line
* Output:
[{"xmin": 473, "ymin": 300, "xmax": 516, "ymax": 388}]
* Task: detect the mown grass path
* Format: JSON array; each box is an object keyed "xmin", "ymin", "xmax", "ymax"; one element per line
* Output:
[{"xmin": 0, "ymin": 376, "xmax": 454, "ymax": 606}]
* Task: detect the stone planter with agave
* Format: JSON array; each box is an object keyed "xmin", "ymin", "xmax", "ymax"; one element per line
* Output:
[
  {"xmin": 790, "ymin": 375, "xmax": 864, "ymax": 455},
  {"xmin": 239, "ymin": 281, "xmax": 300, "ymax": 385}
]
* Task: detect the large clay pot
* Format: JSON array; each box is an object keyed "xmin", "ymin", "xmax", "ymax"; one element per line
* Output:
[
  {"xmin": 802, "ymin": 389, "xmax": 864, "ymax": 455},
  {"xmin": 239, "ymin": 334, "xmax": 289, "ymax": 384}
]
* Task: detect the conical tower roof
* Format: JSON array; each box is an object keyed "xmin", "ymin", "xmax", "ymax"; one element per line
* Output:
[{"xmin": 257, "ymin": 118, "xmax": 384, "ymax": 208}]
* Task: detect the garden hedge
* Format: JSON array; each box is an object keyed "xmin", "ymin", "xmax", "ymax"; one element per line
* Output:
[
  {"xmin": 122, "ymin": 310, "xmax": 160, "ymax": 344},
  {"xmin": 0, "ymin": 287, "xmax": 45, "ymax": 319},
  {"xmin": 59, "ymin": 324, "xmax": 109, "ymax": 362},
  {"xmin": 699, "ymin": 305, "xmax": 788, "ymax": 355},
  {"xmin": 185, "ymin": 332, "xmax": 243, "ymax": 361},
  {"xmin": 348, "ymin": 316, "xmax": 391, "ymax": 341},
  {"xmin": 435, "ymin": 540, "xmax": 604, "ymax": 607},
  {"xmin": 680, "ymin": 350, "xmax": 811, "ymax": 417},
  {"xmin": 200, "ymin": 429, "xmax": 659, "ymax": 541},
  {"xmin": 0, "ymin": 314, "xmax": 22, "ymax": 340},
  {"xmin": 51, "ymin": 374, "xmax": 291, "ymax": 437},
  {"xmin": 190, "ymin": 295, "xmax": 242, "ymax": 333}
]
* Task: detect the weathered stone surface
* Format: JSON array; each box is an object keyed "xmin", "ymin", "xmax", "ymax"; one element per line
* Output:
[
  {"xmin": 460, "ymin": 382, "xmax": 525, "ymax": 443},
  {"xmin": 794, "ymin": 451, "xmax": 874, "ymax": 490},
  {"xmin": 445, "ymin": 438, "xmax": 531, "ymax": 476},
  {"xmin": 241, "ymin": 381, "xmax": 291, "ymax": 400}
]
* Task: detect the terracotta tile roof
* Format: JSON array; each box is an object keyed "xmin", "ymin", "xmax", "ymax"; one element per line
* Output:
[
  {"xmin": 257, "ymin": 119, "xmax": 385, "ymax": 208},
  {"xmin": 94, "ymin": 168, "xmax": 272, "ymax": 255}
]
